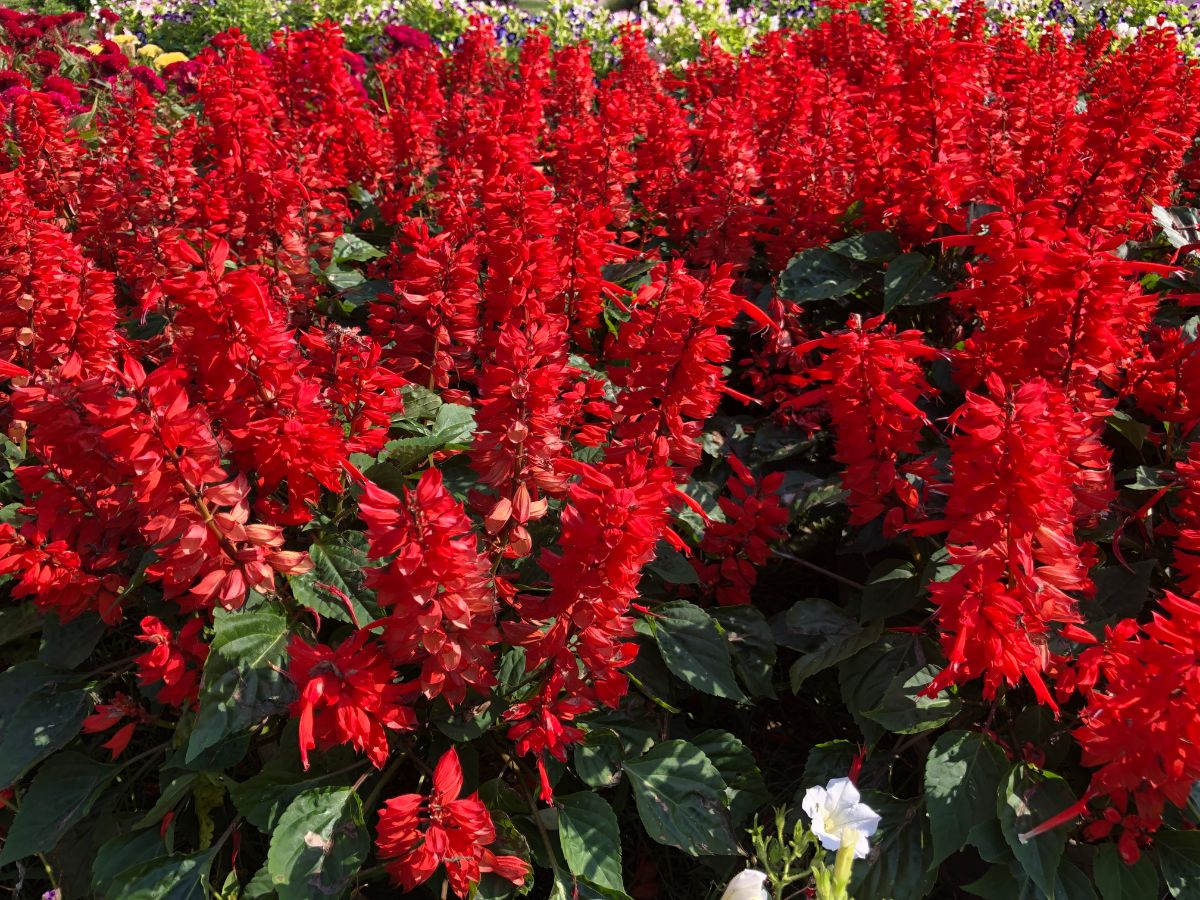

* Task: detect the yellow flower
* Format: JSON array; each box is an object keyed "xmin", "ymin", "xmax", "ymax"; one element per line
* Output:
[
  {"xmin": 137, "ymin": 43, "xmax": 163, "ymax": 59},
  {"xmin": 86, "ymin": 42, "xmax": 102, "ymax": 54},
  {"xmin": 152, "ymin": 52, "xmax": 189, "ymax": 70},
  {"xmin": 112, "ymin": 33, "xmax": 139, "ymax": 49}
]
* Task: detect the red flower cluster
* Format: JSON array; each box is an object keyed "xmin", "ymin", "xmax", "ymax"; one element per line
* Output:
[
  {"xmin": 694, "ymin": 456, "xmax": 789, "ymax": 606},
  {"xmin": 376, "ymin": 748, "xmax": 529, "ymax": 896},
  {"xmin": 928, "ymin": 377, "xmax": 1109, "ymax": 707},
  {"xmin": 287, "ymin": 630, "xmax": 415, "ymax": 769},
  {"xmin": 792, "ymin": 315, "xmax": 938, "ymax": 531}
]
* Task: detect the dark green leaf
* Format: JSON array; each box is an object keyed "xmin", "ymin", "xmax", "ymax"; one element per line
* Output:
[
  {"xmin": 863, "ymin": 664, "xmax": 960, "ymax": 734},
  {"xmin": 774, "ymin": 598, "xmax": 860, "ymax": 651},
  {"xmin": 802, "ymin": 742, "xmax": 857, "ymax": 791},
  {"xmin": 650, "ymin": 601, "xmax": 745, "ymax": 701},
  {"xmin": 573, "ymin": 729, "xmax": 624, "ymax": 789},
  {"xmin": 231, "ymin": 725, "xmax": 359, "ymax": 832},
  {"xmin": 0, "ymin": 752, "xmax": 116, "ymax": 864},
  {"xmin": 623, "ymin": 740, "xmax": 740, "ymax": 857},
  {"xmin": 998, "ymin": 765, "xmax": 1075, "ymax": 899},
  {"xmin": 288, "ymin": 533, "xmax": 379, "ymax": 627},
  {"xmin": 829, "ymin": 231, "xmax": 902, "ymax": 262},
  {"xmin": 103, "ymin": 849, "xmax": 216, "ymax": 900},
  {"xmin": 711, "ymin": 606, "xmax": 777, "ymax": 699},
  {"xmin": 187, "ymin": 603, "xmax": 290, "ymax": 762},
  {"xmin": 39, "ymin": 612, "xmax": 105, "ymax": 670},
  {"xmin": 791, "ymin": 618, "xmax": 884, "ymax": 693},
  {"xmin": 850, "ymin": 793, "xmax": 937, "ymax": 900},
  {"xmin": 1157, "ymin": 829, "xmax": 1200, "ymax": 898},
  {"xmin": 779, "ymin": 248, "xmax": 867, "ymax": 303},
  {"xmin": 135, "ymin": 774, "xmax": 200, "ymax": 829},
  {"xmin": 266, "ymin": 786, "xmax": 369, "ymax": 900},
  {"xmin": 556, "ymin": 793, "xmax": 625, "ymax": 893},
  {"xmin": 1089, "ymin": 561, "xmax": 1156, "ymax": 626},
  {"xmin": 692, "ymin": 730, "xmax": 769, "ymax": 828},
  {"xmin": 860, "ymin": 560, "xmax": 921, "ymax": 619},
  {"xmin": 1095, "ymin": 843, "xmax": 1158, "ymax": 900},
  {"xmin": 1106, "ymin": 411, "xmax": 1150, "ymax": 450},
  {"xmin": 0, "ymin": 676, "xmax": 89, "ymax": 788},
  {"xmin": 883, "ymin": 253, "xmax": 947, "ymax": 312},
  {"xmin": 838, "ymin": 635, "xmax": 921, "ymax": 744},
  {"xmin": 92, "ymin": 829, "xmax": 165, "ymax": 897},
  {"xmin": 646, "ymin": 541, "xmax": 700, "ymax": 585},
  {"xmin": 925, "ymin": 730, "xmax": 1009, "ymax": 865}
]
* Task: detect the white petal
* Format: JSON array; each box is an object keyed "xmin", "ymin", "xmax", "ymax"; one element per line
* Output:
[
  {"xmin": 720, "ymin": 869, "xmax": 770, "ymax": 900},
  {"xmin": 823, "ymin": 777, "xmax": 862, "ymax": 810},
  {"xmin": 851, "ymin": 828, "xmax": 872, "ymax": 859},
  {"xmin": 801, "ymin": 785, "xmax": 828, "ymax": 820},
  {"xmin": 837, "ymin": 802, "xmax": 882, "ymax": 838}
]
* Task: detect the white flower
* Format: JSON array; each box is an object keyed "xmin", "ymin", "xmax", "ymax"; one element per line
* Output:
[
  {"xmin": 801, "ymin": 777, "xmax": 881, "ymax": 860},
  {"xmin": 720, "ymin": 869, "xmax": 770, "ymax": 900}
]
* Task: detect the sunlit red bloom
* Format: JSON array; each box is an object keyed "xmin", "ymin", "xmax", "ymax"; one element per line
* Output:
[
  {"xmin": 135, "ymin": 616, "xmax": 209, "ymax": 708},
  {"xmin": 376, "ymin": 748, "xmax": 529, "ymax": 896},
  {"xmin": 790, "ymin": 314, "xmax": 938, "ymax": 531},
  {"xmin": 358, "ymin": 470, "xmax": 500, "ymax": 705},
  {"xmin": 287, "ymin": 630, "xmax": 416, "ymax": 770}
]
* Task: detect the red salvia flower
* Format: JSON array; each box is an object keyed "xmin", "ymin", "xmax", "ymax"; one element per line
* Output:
[
  {"xmin": 375, "ymin": 747, "xmax": 529, "ymax": 896},
  {"xmin": 135, "ymin": 616, "xmax": 209, "ymax": 708},
  {"xmin": 287, "ymin": 629, "xmax": 416, "ymax": 770}
]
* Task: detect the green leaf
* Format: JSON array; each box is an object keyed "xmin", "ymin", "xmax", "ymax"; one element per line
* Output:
[
  {"xmin": 573, "ymin": 729, "xmax": 624, "ymax": 789},
  {"xmin": 860, "ymin": 560, "xmax": 921, "ymax": 619},
  {"xmin": 711, "ymin": 606, "xmax": 777, "ymax": 699},
  {"xmin": 1157, "ymin": 829, "xmax": 1200, "ymax": 898},
  {"xmin": 187, "ymin": 603, "xmax": 291, "ymax": 762},
  {"xmin": 266, "ymin": 787, "xmax": 369, "ymax": 900},
  {"xmin": 863, "ymin": 664, "xmax": 960, "ymax": 734},
  {"xmin": 838, "ymin": 635, "xmax": 921, "ymax": 744},
  {"xmin": 0, "ymin": 752, "xmax": 116, "ymax": 864},
  {"xmin": 790, "ymin": 618, "xmax": 884, "ymax": 693},
  {"xmin": 556, "ymin": 793, "xmax": 625, "ymax": 893},
  {"xmin": 779, "ymin": 248, "xmax": 867, "ymax": 303},
  {"xmin": 774, "ymin": 598, "xmax": 860, "ymax": 651},
  {"xmin": 1094, "ymin": 843, "xmax": 1158, "ymax": 900},
  {"xmin": 0, "ymin": 670, "xmax": 89, "ymax": 788},
  {"xmin": 883, "ymin": 253, "xmax": 947, "ymax": 312},
  {"xmin": 925, "ymin": 730, "xmax": 1010, "ymax": 865},
  {"xmin": 997, "ymin": 765, "xmax": 1076, "ymax": 899},
  {"xmin": 646, "ymin": 541, "xmax": 700, "ymax": 585},
  {"xmin": 850, "ymin": 793, "xmax": 937, "ymax": 900},
  {"xmin": 432, "ymin": 402, "xmax": 476, "ymax": 445},
  {"xmin": 92, "ymin": 829, "xmax": 166, "ymax": 897},
  {"xmin": 102, "ymin": 849, "xmax": 216, "ymax": 900},
  {"xmin": 691, "ymin": 730, "xmax": 769, "ymax": 828},
  {"xmin": 1106, "ymin": 411, "xmax": 1150, "ymax": 450},
  {"xmin": 623, "ymin": 740, "xmax": 740, "ymax": 857},
  {"xmin": 288, "ymin": 533, "xmax": 379, "ymax": 627},
  {"xmin": 331, "ymin": 233, "xmax": 385, "ymax": 263},
  {"xmin": 963, "ymin": 864, "xmax": 1030, "ymax": 900},
  {"xmin": 135, "ymin": 774, "xmax": 200, "ymax": 829},
  {"xmin": 231, "ymin": 724, "xmax": 359, "ymax": 832},
  {"xmin": 830, "ymin": 231, "xmax": 902, "ymax": 262},
  {"xmin": 649, "ymin": 601, "xmax": 745, "ymax": 701},
  {"xmin": 1088, "ymin": 561, "xmax": 1156, "ymax": 626},
  {"xmin": 39, "ymin": 612, "xmax": 106, "ymax": 670},
  {"xmin": 802, "ymin": 741, "xmax": 857, "ymax": 791}
]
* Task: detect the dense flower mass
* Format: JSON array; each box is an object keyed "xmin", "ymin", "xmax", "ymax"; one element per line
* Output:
[{"xmin": 3, "ymin": 3, "xmax": 1200, "ymax": 898}]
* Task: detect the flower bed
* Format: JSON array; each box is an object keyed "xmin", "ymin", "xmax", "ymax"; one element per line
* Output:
[{"xmin": 2, "ymin": 4, "xmax": 1200, "ymax": 899}]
